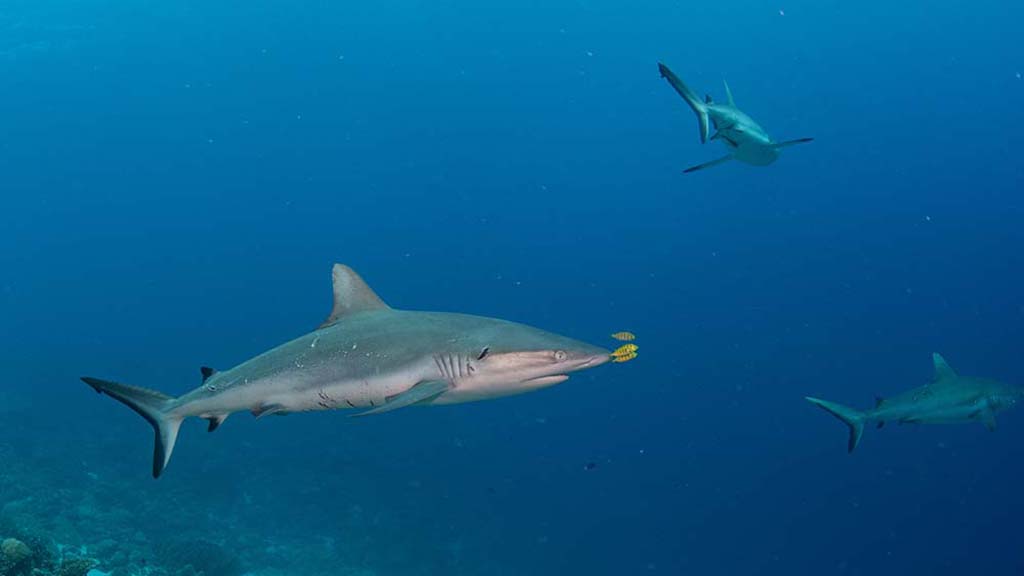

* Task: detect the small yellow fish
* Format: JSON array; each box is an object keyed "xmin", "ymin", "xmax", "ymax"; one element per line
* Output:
[
  {"xmin": 611, "ymin": 331, "xmax": 636, "ymax": 342},
  {"xmin": 612, "ymin": 352, "xmax": 638, "ymax": 363},
  {"xmin": 611, "ymin": 343, "xmax": 638, "ymax": 358}
]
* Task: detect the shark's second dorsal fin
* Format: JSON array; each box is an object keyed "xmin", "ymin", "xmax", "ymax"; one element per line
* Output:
[
  {"xmin": 932, "ymin": 353, "xmax": 957, "ymax": 382},
  {"xmin": 319, "ymin": 264, "xmax": 390, "ymax": 328},
  {"xmin": 723, "ymin": 79, "xmax": 734, "ymax": 106}
]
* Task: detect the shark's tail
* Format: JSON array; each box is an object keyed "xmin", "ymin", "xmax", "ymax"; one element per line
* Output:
[
  {"xmin": 658, "ymin": 62, "xmax": 710, "ymax": 143},
  {"xmin": 805, "ymin": 396, "xmax": 866, "ymax": 453},
  {"xmin": 82, "ymin": 377, "xmax": 183, "ymax": 478}
]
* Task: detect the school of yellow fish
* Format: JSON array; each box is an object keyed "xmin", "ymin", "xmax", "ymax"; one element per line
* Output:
[{"xmin": 610, "ymin": 333, "xmax": 638, "ymax": 363}]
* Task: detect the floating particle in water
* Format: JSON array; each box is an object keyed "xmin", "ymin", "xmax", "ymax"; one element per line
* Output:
[
  {"xmin": 779, "ymin": 9, "xmax": 785, "ymax": 16},
  {"xmin": 583, "ymin": 462, "xmax": 598, "ymax": 471}
]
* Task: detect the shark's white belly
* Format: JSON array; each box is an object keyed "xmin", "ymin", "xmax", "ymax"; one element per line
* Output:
[{"xmin": 728, "ymin": 140, "xmax": 778, "ymax": 166}]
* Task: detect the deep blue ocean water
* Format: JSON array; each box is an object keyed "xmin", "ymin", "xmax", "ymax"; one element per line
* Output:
[{"xmin": 1, "ymin": 0, "xmax": 1023, "ymax": 574}]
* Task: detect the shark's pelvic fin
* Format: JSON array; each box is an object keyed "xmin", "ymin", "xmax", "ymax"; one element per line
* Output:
[
  {"xmin": 932, "ymin": 353, "xmax": 957, "ymax": 382},
  {"xmin": 683, "ymin": 155, "xmax": 733, "ymax": 174},
  {"xmin": 805, "ymin": 396, "xmax": 866, "ymax": 453},
  {"xmin": 773, "ymin": 138, "xmax": 814, "ymax": 149},
  {"xmin": 81, "ymin": 377, "xmax": 183, "ymax": 478},
  {"xmin": 353, "ymin": 380, "xmax": 450, "ymax": 417},
  {"xmin": 979, "ymin": 410, "xmax": 997, "ymax": 431},
  {"xmin": 320, "ymin": 264, "xmax": 391, "ymax": 328},
  {"xmin": 723, "ymin": 79, "xmax": 734, "ymax": 106},
  {"xmin": 252, "ymin": 403, "xmax": 287, "ymax": 419},
  {"xmin": 658, "ymin": 62, "xmax": 710, "ymax": 144}
]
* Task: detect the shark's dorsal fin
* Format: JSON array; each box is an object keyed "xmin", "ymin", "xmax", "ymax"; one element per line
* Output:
[
  {"xmin": 200, "ymin": 366, "xmax": 217, "ymax": 383},
  {"xmin": 932, "ymin": 353, "xmax": 957, "ymax": 382},
  {"xmin": 320, "ymin": 264, "xmax": 390, "ymax": 328},
  {"xmin": 723, "ymin": 79, "xmax": 734, "ymax": 106}
]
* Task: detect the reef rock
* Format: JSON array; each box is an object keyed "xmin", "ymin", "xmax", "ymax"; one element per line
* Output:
[{"xmin": 0, "ymin": 537, "xmax": 33, "ymax": 575}]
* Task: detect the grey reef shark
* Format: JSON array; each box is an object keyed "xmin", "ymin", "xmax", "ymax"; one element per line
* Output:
[
  {"xmin": 807, "ymin": 353, "xmax": 1023, "ymax": 452},
  {"xmin": 658, "ymin": 62, "xmax": 813, "ymax": 173},
  {"xmin": 83, "ymin": 264, "xmax": 617, "ymax": 478}
]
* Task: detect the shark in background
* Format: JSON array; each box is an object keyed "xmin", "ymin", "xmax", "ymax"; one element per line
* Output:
[
  {"xmin": 82, "ymin": 264, "xmax": 617, "ymax": 478},
  {"xmin": 806, "ymin": 353, "xmax": 1023, "ymax": 452},
  {"xmin": 658, "ymin": 62, "xmax": 813, "ymax": 173}
]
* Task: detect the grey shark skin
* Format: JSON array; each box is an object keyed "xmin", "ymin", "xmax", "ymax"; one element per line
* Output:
[
  {"xmin": 82, "ymin": 264, "xmax": 612, "ymax": 478},
  {"xmin": 657, "ymin": 62, "xmax": 813, "ymax": 173},
  {"xmin": 806, "ymin": 353, "xmax": 1023, "ymax": 452}
]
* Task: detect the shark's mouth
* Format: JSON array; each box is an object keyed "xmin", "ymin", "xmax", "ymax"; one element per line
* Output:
[{"xmin": 523, "ymin": 375, "xmax": 570, "ymax": 386}]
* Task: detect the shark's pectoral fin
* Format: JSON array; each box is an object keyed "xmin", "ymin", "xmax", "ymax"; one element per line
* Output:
[
  {"xmin": 683, "ymin": 155, "xmax": 733, "ymax": 174},
  {"xmin": 353, "ymin": 380, "xmax": 451, "ymax": 417},
  {"xmin": 773, "ymin": 137, "xmax": 814, "ymax": 149}
]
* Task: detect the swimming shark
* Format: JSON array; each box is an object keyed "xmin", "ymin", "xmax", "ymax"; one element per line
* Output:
[
  {"xmin": 657, "ymin": 62, "xmax": 813, "ymax": 173},
  {"xmin": 806, "ymin": 353, "xmax": 1023, "ymax": 452},
  {"xmin": 82, "ymin": 264, "xmax": 614, "ymax": 478}
]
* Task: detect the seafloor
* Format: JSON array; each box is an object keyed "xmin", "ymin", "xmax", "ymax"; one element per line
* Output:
[{"xmin": 0, "ymin": 395, "xmax": 484, "ymax": 576}]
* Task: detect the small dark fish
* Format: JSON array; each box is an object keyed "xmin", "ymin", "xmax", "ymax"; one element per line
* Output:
[{"xmin": 583, "ymin": 462, "xmax": 598, "ymax": 471}]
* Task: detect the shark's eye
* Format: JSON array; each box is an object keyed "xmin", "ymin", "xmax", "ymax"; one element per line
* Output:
[
  {"xmin": 554, "ymin": 350, "xmax": 567, "ymax": 362},
  {"xmin": 477, "ymin": 347, "xmax": 490, "ymax": 360}
]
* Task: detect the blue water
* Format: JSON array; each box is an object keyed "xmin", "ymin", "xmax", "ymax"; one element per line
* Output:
[{"xmin": 2, "ymin": 0, "xmax": 1023, "ymax": 574}]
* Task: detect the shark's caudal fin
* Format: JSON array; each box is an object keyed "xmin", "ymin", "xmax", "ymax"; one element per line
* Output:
[
  {"xmin": 658, "ymin": 62, "xmax": 710, "ymax": 143},
  {"xmin": 81, "ymin": 377, "xmax": 183, "ymax": 478},
  {"xmin": 805, "ymin": 397, "xmax": 866, "ymax": 453}
]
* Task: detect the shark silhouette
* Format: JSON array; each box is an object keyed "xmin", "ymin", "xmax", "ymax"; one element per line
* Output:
[
  {"xmin": 807, "ymin": 353, "xmax": 1023, "ymax": 452},
  {"xmin": 658, "ymin": 62, "xmax": 813, "ymax": 173}
]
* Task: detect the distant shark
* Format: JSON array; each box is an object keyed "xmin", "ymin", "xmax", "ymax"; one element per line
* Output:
[
  {"xmin": 83, "ymin": 264, "xmax": 613, "ymax": 477},
  {"xmin": 657, "ymin": 62, "xmax": 813, "ymax": 173},
  {"xmin": 806, "ymin": 353, "xmax": 1023, "ymax": 452}
]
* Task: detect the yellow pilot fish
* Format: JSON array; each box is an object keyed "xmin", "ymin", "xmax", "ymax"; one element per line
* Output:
[
  {"xmin": 611, "ymin": 343, "xmax": 639, "ymax": 363},
  {"xmin": 611, "ymin": 331, "xmax": 636, "ymax": 341},
  {"xmin": 612, "ymin": 352, "xmax": 638, "ymax": 363}
]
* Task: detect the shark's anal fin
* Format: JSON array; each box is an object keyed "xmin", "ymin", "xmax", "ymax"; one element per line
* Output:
[
  {"xmin": 773, "ymin": 137, "xmax": 814, "ymax": 149},
  {"xmin": 353, "ymin": 380, "xmax": 450, "ymax": 417},
  {"xmin": 320, "ymin": 264, "xmax": 391, "ymax": 329},
  {"xmin": 683, "ymin": 155, "xmax": 733, "ymax": 174},
  {"xmin": 206, "ymin": 414, "xmax": 228, "ymax": 432}
]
